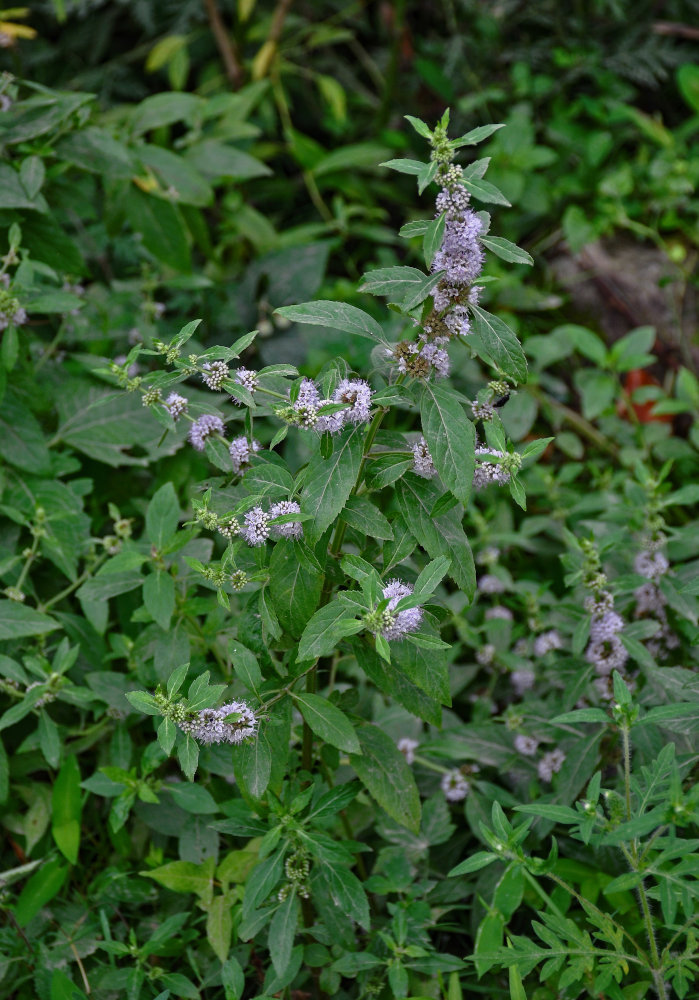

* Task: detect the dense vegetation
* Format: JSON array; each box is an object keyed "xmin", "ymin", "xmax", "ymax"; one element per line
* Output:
[{"xmin": 0, "ymin": 3, "xmax": 697, "ymax": 999}]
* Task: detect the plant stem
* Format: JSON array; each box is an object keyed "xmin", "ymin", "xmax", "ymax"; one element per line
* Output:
[
  {"xmin": 621, "ymin": 723, "xmax": 632, "ymax": 822},
  {"xmin": 521, "ymin": 867, "xmax": 568, "ymax": 922},
  {"xmin": 38, "ymin": 553, "xmax": 108, "ymax": 613},
  {"xmin": 15, "ymin": 531, "xmax": 41, "ymax": 592},
  {"xmin": 202, "ymin": 0, "xmax": 244, "ymax": 87}
]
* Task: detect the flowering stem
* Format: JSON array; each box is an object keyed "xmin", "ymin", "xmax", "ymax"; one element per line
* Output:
[{"xmin": 15, "ymin": 531, "xmax": 41, "ymax": 592}]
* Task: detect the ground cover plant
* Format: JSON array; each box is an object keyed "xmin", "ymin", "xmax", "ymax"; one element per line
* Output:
[{"xmin": 1, "ymin": 5, "xmax": 699, "ymax": 1000}]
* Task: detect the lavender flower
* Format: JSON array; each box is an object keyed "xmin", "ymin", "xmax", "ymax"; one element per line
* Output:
[
  {"xmin": 514, "ymin": 734, "xmax": 539, "ymax": 757},
  {"xmin": 634, "ymin": 582, "xmax": 666, "ymax": 615},
  {"xmin": 477, "ymin": 574, "xmax": 505, "ymax": 594},
  {"xmin": 473, "ymin": 448, "xmax": 510, "ymax": 490},
  {"xmin": 485, "ymin": 606, "xmax": 513, "ymax": 621},
  {"xmin": 179, "ymin": 699, "xmax": 258, "ymax": 745},
  {"xmin": 240, "ymin": 507, "xmax": 270, "ymax": 547},
  {"xmin": 431, "ymin": 184, "xmax": 485, "ymax": 316},
  {"xmin": 511, "ymin": 669, "xmax": 535, "ymax": 696},
  {"xmin": 398, "ymin": 737, "xmax": 419, "ymax": 765},
  {"xmin": 412, "ymin": 437, "xmax": 437, "ymax": 479},
  {"xmin": 188, "ymin": 413, "xmax": 225, "ymax": 451},
  {"xmin": 229, "ymin": 435, "xmax": 261, "ymax": 474},
  {"xmin": 634, "ymin": 550, "xmax": 669, "ymax": 580},
  {"xmin": 333, "ymin": 378, "xmax": 373, "ymax": 425},
  {"xmin": 269, "ymin": 500, "xmax": 303, "ymax": 540},
  {"xmin": 201, "ymin": 360, "xmax": 229, "ymax": 391},
  {"xmin": 533, "ymin": 630, "xmax": 563, "ymax": 657},
  {"xmin": 538, "ymin": 749, "xmax": 566, "ymax": 782},
  {"xmin": 441, "ymin": 769, "xmax": 470, "ymax": 802},
  {"xmin": 584, "ymin": 592, "xmax": 614, "ymax": 616},
  {"xmin": 472, "ymin": 400, "xmax": 494, "ymax": 421},
  {"xmin": 380, "ymin": 579, "xmax": 423, "ymax": 641},
  {"xmin": 234, "ymin": 367, "xmax": 258, "ymax": 393},
  {"xmin": 476, "ymin": 643, "xmax": 495, "ymax": 666},
  {"xmin": 585, "ymin": 635, "xmax": 628, "ymax": 676},
  {"xmin": 165, "ymin": 392, "xmax": 188, "ymax": 421},
  {"xmin": 589, "ymin": 612, "xmax": 624, "ymax": 643}
]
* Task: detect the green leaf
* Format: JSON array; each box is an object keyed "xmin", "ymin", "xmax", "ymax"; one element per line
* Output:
[
  {"xmin": 269, "ymin": 539, "xmax": 323, "ymax": 638},
  {"xmin": 294, "ymin": 692, "xmax": 360, "ymax": 754},
  {"xmin": 178, "ymin": 734, "xmax": 199, "ymax": 781},
  {"xmin": 350, "ymin": 725, "xmax": 421, "ymax": 833},
  {"xmin": 341, "ymin": 495, "xmax": 394, "ymax": 540},
  {"xmin": 229, "ymin": 642, "xmax": 261, "ymax": 692},
  {"xmin": 419, "ymin": 381, "xmax": 475, "ymax": 504},
  {"xmin": 401, "ymin": 269, "xmax": 445, "ymax": 312},
  {"xmin": 479, "ymin": 235, "xmax": 533, "ymax": 266},
  {"xmin": 301, "ymin": 424, "xmax": 364, "ymax": 540},
  {"xmin": 125, "ymin": 690, "xmax": 161, "ymax": 716},
  {"xmin": 55, "ymin": 127, "xmax": 138, "ymax": 178},
  {"xmin": 166, "ymin": 662, "xmax": 190, "ymax": 699},
  {"xmin": 14, "ymin": 857, "xmax": 69, "ymax": 926},
  {"xmin": 157, "ymin": 717, "xmax": 176, "ymax": 755},
  {"xmin": 297, "ymin": 602, "xmax": 357, "ymax": 662},
  {"xmin": 423, "ymin": 212, "xmax": 446, "ymax": 269},
  {"xmin": 513, "ymin": 804, "xmax": 579, "ymax": 824},
  {"xmin": 0, "ymin": 601, "xmax": 60, "ymax": 640},
  {"xmin": 470, "ymin": 306, "xmax": 528, "ymax": 383},
  {"xmin": 146, "ymin": 483, "xmax": 180, "ymax": 550},
  {"xmin": 462, "ymin": 177, "xmax": 511, "ymax": 206},
  {"xmin": 50, "ymin": 969, "xmax": 88, "ymax": 1000},
  {"xmin": 448, "ymin": 852, "xmax": 498, "ymax": 877},
  {"xmin": 404, "ymin": 114, "xmax": 432, "ymax": 138},
  {"xmin": 551, "ymin": 708, "xmax": 609, "ymax": 725},
  {"xmin": 639, "ymin": 703, "xmax": 699, "ymax": 726},
  {"xmin": 52, "ymin": 756, "xmax": 82, "ymax": 864},
  {"xmin": 0, "ymin": 162, "xmax": 43, "ymax": 209},
  {"xmin": 317, "ymin": 864, "xmax": 370, "ymax": 929},
  {"xmin": 0, "ymin": 390, "xmax": 52, "ymax": 473},
  {"xmin": 167, "ymin": 782, "xmax": 218, "ymax": 814},
  {"xmin": 359, "ymin": 265, "xmax": 426, "ymax": 298},
  {"xmin": 268, "ymin": 891, "xmax": 299, "ymax": 975},
  {"xmin": 125, "ymin": 189, "xmax": 191, "ymax": 273},
  {"xmin": 379, "ymin": 158, "xmax": 425, "ymax": 175},
  {"xmin": 143, "ymin": 572, "xmax": 175, "ymax": 631},
  {"xmin": 474, "ymin": 913, "xmax": 505, "ymax": 976},
  {"xmin": 207, "ymin": 894, "xmax": 233, "ymax": 963},
  {"xmin": 451, "ymin": 123, "xmax": 505, "ymax": 148},
  {"xmin": 234, "ymin": 731, "xmax": 272, "ymax": 799},
  {"xmin": 275, "ymin": 300, "xmax": 383, "ymax": 343},
  {"xmin": 141, "ymin": 858, "xmax": 215, "ymax": 902}
]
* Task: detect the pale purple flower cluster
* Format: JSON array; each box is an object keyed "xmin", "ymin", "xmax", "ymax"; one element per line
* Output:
[
  {"xmin": 477, "ymin": 574, "xmax": 505, "ymax": 594},
  {"xmin": 165, "ymin": 392, "xmax": 188, "ymax": 421},
  {"xmin": 189, "ymin": 413, "xmax": 225, "ymax": 451},
  {"xmin": 0, "ymin": 303, "xmax": 27, "ymax": 331},
  {"xmin": 485, "ymin": 605, "xmax": 513, "ymax": 622},
  {"xmin": 473, "ymin": 448, "xmax": 511, "ymax": 490},
  {"xmin": 269, "ymin": 500, "xmax": 304, "ymax": 540},
  {"xmin": 394, "ymin": 340, "xmax": 451, "ymax": 379},
  {"xmin": 397, "ymin": 737, "xmax": 418, "ymax": 765},
  {"xmin": 292, "ymin": 377, "xmax": 373, "ymax": 433},
  {"xmin": 537, "ymin": 748, "xmax": 565, "ymax": 782},
  {"xmin": 533, "ymin": 629, "xmax": 563, "ymax": 657},
  {"xmin": 634, "ymin": 549, "xmax": 669, "ymax": 581},
  {"xmin": 381, "ymin": 579, "xmax": 423, "ymax": 641},
  {"xmin": 441, "ymin": 769, "xmax": 470, "ymax": 802},
  {"xmin": 514, "ymin": 734, "xmax": 539, "ymax": 757},
  {"xmin": 586, "ymin": 604, "xmax": 627, "ymax": 677},
  {"xmin": 412, "ymin": 437, "xmax": 437, "ymax": 479},
  {"xmin": 201, "ymin": 360, "xmax": 229, "ymax": 390},
  {"xmin": 240, "ymin": 507, "xmax": 270, "ymax": 547},
  {"xmin": 511, "ymin": 669, "xmax": 535, "ymax": 696},
  {"xmin": 179, "ymin": 699, "xmax": 258, "ymax": 745},
  {"xmin": 234, "ymin": 368, "xmax": 258, "ymax": 394},
  {"xmin": 431, "ymin": 184, "xmax": 485, "ymax": 315},
  {"xmin": 476, "ymin": 643, "xmax": 495, "ymax": 666},
  {"xmin": 229, "ymin": 435, "xmax": 261, "ymax": 474},
  {"xmin": 472, "ymin": 400, "xmax": 495, "ymax": 421}
]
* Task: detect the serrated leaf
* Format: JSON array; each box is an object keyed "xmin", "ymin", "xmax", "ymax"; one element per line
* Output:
[
  {"xmin": 451, "ymin": 123, "xmax": 505, "ymax": 148},
  {"xmin": 294, "ymin": 692, "xmax": 360, "ymax": 754},
  {"xmin": 419, "ymin": 382, "xmax": 475, "ymax": 503},
  {"xmin": 470, "ymin": 305, "xmax": 528, "ymax": 383},
  {"xmin": 301, "ymin": 424, "xmax": 364, "ymax": 540},
  {"xmin": 350, "ymin": 725, "xmax": 420, "ymax": 832},
  {"xmin": 480, "ymin": 234, "xmax": 533, "ymax": 266},
  {"xmin": 275, "ymin": 301, "xmax": 383, "ymax": 343}
]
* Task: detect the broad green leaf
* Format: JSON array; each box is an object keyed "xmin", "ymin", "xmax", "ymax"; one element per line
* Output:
[
  {"xmin": 317, "ymin": 864, "xmax": 370, "ymax": 929},
  {"xmin": 178, "ymin": 734, "xmax": 199, "ymax": 781},
  {"xmin": 379, "ymin": 158, "xmax": 425, "ymax": 175},
  {"xmin": 359, "ymin": 265, "xmax": 425, "ymax": 297},
  {"xmin": 480, "ymin": 234, "xmax": 533, "ymax": 266},
  {"xmin": 275, "ymin": 300, "xmax": 383, "ymax": 343},
  {"xmin": 269, "ymin": 539, "xmax": 323, "ymax": 638},
  {"xmin": 157, "ymin": 717, "xmax": 176, "ymax": 755},
  {"xmin": 55, "ymin": 127, "xmax": 138, "ymax": 178},
  {"xmin": 207, "ymin": 894, "xmax": 233, "ymax": 962},
  {"xmin": 551, "ymin": 708, "xmax": 609, "ymax": 725},
  {"xmin": 268, "ymin": 891, "xmax": 299, "ymax": 975},
  {"xmin": 125, "ymin": 690, "xmax": 161, "ymax": 716},
  {"xmin": 234, "ymin": 731, "xmax": 272, "ymax": 799},
  {"xmin": 0, "ymin": 390, "xmax": 52, "ymax": 473},
  {"xmin": 449, "ymin": 851, "xmax": 498, "ymax": 877},
  {"xmin": 125, "ymin": 189, "xmax": 191, "ymax": 273},
  {"xmin": 451, "ymin": 123, "xmax": 505, "ymax": 148},
  {"xmin": 419, "ymin": 381, "xmax": 475, "ymax": 504},
  {"xmin": 15, "ymin": 858, "xmax": 69, "ymax": 926},
  {"xmin": 350, "ymin": 725, "xmax": 420, "ymax": 833},
  {"xmin": 470, "ymin": 305, "xmax": 528, "ymax": 383},
  {"xmin": 474, "ymin": 913, "xmax": 504, "ymax": 976},
  {"xmin": 229, "ymin": 642, "xmax": 262, "ymax": 692},
  {"xmin": 423, "ymin": 212, "xmax": 446, "ymax": 268},
  {"xmin": 301, "ymin": 424, "xmax": 364, "ymax": 539},
  {"xmin": 146, "ymin": 483, "xmax": 180, "ymax": 550},
  {"xmin": 514, "ymin": 804, "xmax": 579, "ymax": 824},
  {"xmin": 341, "ymin": 495, "xmax": 394, "ymax": 540},
  {"xmin": 140, "ymin": 858, "xmax": 215, "ymax": 903},
  {"xmin": 167, "ymin": 782, "xmax": 218, "ymax": 814},
  {"xmin": 294, "ymin": 692, "xmax": 360, "ymax": 754},
  {"xmin": 462, "ymin": 176, "xmax": 511, "ymax": 206},
  {"xmin": 0, "ymin": 601, "xmax": 60, "ymax": 640},
  {"xmin": 52, "ymin": 756, "xmax": 82, "ymax": 864},
  {"xmin": 297, "ymin": 602, "xmax": 357, "ymax": 662},
  {"xmin": 401, "ymin": 269, "xmax": 445, "ymax": 311},
  {"xmin": 143, "ymin": 572, "xmax": 175, "ymax": 630}
]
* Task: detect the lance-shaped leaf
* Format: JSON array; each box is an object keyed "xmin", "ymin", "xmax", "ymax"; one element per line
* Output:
[
  {"xmin": 419, "ymin": 382, "xmax": 475, "ymax": 504},
  {"xmin": 275, "ymin": 300, "xmax": 383, "ymax": 343}
]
